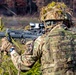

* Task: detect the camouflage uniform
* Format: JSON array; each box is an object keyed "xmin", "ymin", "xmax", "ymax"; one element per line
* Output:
[
  {"xmin": 10, "ymin": 24, "xmax": 76, "ymax": 75},
  {"xmin": 1, "ymin": 2, "xmax": 76, "ymax": 75}
]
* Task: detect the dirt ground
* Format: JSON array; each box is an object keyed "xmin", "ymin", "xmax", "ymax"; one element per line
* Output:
[{"xmin": 2, "ymin": 16, "xmax": 40, "ymax": 29}]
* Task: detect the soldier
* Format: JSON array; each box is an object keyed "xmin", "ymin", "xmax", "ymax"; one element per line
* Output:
[{"xmin": 1, "ymin": 2, "xmax": 76, "ymax": 75}]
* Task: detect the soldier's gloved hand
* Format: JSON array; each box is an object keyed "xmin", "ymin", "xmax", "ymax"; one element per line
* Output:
[{"xmin": 1, "ymin": 37, "xmax": 13, "ymax": 54}]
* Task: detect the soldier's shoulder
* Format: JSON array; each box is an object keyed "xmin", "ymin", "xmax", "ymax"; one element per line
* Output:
[
  {"xmin": 34, "ymin": 35, "xmax": 46, "ymax": 44},
  {"xmin": 36, "ymin": 36, "xmax": 43, "ymax": 42}
]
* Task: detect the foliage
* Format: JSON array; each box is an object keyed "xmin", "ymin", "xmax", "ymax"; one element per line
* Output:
[
  {"xmin": 21, "ymin": 60, "xmax": 41, "ymax": 75},
  {"xmin": 0, "ymin": 54, "xmax": 18, "ymax": 75},
  {"xmin": 0, "ymin": 17, "xmax": 5, "ymax": 31},
  {"xmin": 24, "ymin": 25, "xmax": 31, "ymax": 30},
  {"xmin": 40, "ymin": 1, "xmax": 67, "ymax": 21}
]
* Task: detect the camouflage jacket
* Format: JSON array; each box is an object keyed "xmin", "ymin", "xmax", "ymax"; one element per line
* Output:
[{"xmin": 10, "ymin": 24, "xmax": 76, "ymax": 75}]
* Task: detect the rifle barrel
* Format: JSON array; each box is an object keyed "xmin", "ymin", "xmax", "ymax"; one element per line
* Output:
[{"xmin": 0, "ymin": 29, "xmax": 42, "ymax": 39}]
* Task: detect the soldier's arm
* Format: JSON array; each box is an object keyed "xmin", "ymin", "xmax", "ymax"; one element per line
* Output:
[
  {"xmin": 10, "ymin": 50, "xmax": 37, "ymax": 71},
  {"xmin": 10, "ymin": 36, "xmax": 42, "ymax": 71}
]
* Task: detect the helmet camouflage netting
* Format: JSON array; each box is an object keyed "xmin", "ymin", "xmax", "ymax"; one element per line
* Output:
[{"xmin": 40, "ymin": 1, "xmax": 72, "ymax": 21}]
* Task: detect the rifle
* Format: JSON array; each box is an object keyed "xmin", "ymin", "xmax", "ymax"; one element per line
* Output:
[
  {"xmin": 0, "ymin": 27, "xmax": 45, "ymax": 42},
  {"xmin": 0, "ymin": 22, "xmax": 45, "ymax": 40},
  {"xmin": 0, "ymin": 27, "xmax": 45, "ymax": 56}
]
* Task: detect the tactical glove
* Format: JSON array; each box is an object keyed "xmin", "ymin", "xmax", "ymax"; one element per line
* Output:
[{"xmin": 1, "ymin": 37, "xmax": 13, "ymax": 53}]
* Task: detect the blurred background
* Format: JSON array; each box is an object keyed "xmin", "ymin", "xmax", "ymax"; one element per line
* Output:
[
  {"xmin": 0, "ymin": 0, "xmax": 75, "ymax": 17},
  {"xmin": 0, "ymin": 0, "xmax": 75, "ymax": 29}
]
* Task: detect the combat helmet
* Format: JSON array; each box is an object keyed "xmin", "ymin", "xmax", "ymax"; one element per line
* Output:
[{"xmin": 40, "ymin": 1, "xmax": 73, "ymax": 28}]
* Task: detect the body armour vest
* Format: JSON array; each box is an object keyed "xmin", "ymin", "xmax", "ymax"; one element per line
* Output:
[{"xmin": 41, "ymin": 25, "xmax": 76, "ymax": 75}]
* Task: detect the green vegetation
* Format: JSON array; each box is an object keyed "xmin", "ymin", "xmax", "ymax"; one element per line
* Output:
[{"xmin": 0, "ymin": 17, "xmax": 5, "ymax": 31}]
